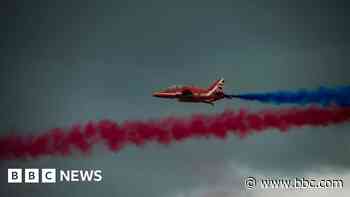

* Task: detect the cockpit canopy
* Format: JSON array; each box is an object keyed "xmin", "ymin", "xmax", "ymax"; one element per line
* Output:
[{"xmin": 165, "ymin": 85, "xmax": 183, "ymax": 91}]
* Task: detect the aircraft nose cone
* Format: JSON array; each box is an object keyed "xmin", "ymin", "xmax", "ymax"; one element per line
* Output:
[{"xmin": 153, "ymin": 92, "xmax": 162, "ymax": 97}]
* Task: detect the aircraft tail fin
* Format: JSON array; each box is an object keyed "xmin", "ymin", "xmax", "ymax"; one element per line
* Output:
[{"xmin": 207, "ymin": 78, "xmax": 224, "ymax": 93}]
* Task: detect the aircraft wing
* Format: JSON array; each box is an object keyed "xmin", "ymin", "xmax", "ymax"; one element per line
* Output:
[{"xmin": 181, "ymin": 89, "xmax": 194, "ymax": 97}]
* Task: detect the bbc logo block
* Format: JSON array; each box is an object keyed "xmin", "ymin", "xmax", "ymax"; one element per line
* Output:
[
  {"xmin": 8, "ymin": 169, "xmax": 22, "ymax": 183},
  {"xmin": 42, "ymin": 169, "xmax": 56, "ymax": 183},
  {"xmin": 24, "ymin": 169, "xmax": 39, "ymax": 183},
  {"xmin": 8, "ymin": 168, "xmax": 56, "ymax": 183}
]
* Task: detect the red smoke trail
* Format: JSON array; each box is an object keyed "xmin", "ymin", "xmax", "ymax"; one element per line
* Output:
[{"xmin": 1, "ymin": 106, "xmax": 350, "ymax": 160}]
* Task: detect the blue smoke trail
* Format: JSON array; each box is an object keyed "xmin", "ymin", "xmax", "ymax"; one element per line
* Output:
[{"xmin": 225, "ymin": 86, "xmax": 350, "ymax": 106}]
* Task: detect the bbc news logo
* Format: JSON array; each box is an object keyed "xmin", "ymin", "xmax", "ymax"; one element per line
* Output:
[{"xmin": 8, "ymin": 168, "xmax": 103, "ymax": 183}]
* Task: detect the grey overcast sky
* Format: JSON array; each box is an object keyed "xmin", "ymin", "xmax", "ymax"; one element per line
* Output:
[{"xmin": 1, "ymin": 0, "xmax": 350, "ymax": 196}]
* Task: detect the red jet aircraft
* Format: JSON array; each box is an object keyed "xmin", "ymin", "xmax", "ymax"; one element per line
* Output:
[{"xmin": 153, "ymin": 78, "xmax": 225, "ymax": 105}]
